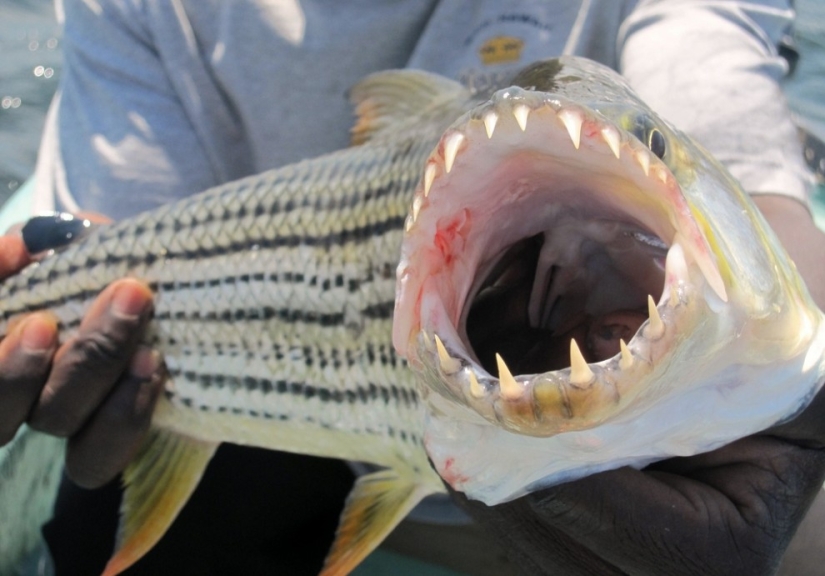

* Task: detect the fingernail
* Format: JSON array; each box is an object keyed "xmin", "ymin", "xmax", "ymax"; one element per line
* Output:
[
  {"xmin": 112, "ymin": 284, "xmax": 151, "ymax": 319},
  {"xmin": 128, "ymin": 347, "xmax": 162, "ymax": 379},
  {"xmin": 20, "ymin": 314, "xmax": 57, "ymax": 353}
]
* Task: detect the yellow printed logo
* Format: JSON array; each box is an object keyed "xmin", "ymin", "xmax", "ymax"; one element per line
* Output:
[{"xmin": 478, "ymin": 35, "xmax": 524, "ymax": 65}]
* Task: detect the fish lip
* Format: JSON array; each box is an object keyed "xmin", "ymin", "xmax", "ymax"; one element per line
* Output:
[{"xmin": 392, "ymin": 89, "xmax": 725, "ymax": 435}]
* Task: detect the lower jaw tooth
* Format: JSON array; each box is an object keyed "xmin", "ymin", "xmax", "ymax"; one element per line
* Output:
[
  {"xmin": 434, "ymin": 334, "xmax": 461, "ymax": 374},
  {"xmin": 644, "ymin": 295, "xmax": 665, "ymax": 339},
  {"xmin": 569, "ymin": 339, "xmax": 594, "ymax": 385},
  {"xmin": 619, "ymin": 339, "xmax": 634, "ymax": 370},
  {"xmin": 468, "ymin": 371, "xmax": 485, "ymax": 398},
  {"xmin": 496, "ymin": 353, "xmax": 523, "ymax": 399}
]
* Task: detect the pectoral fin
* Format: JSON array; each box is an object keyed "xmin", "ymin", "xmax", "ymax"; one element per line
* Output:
[
  {"xmin": 101, "ymin": 429, "xmax": 217, "ymax": 576},
  {"xmin": 320, "ymin": 469, "xmax": 434, "ymax": 576}
]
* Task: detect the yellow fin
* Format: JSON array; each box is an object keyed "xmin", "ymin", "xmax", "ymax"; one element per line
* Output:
[
  {"xmin": 349, "ymin": 70, "xmax": 469, "ymax": 145},
  {"xmin": 101, "ymin": 429, "xmax": 217, "ymax": 576},
  {"xmin": 319, "ymin": 469, "xmax": 435, "ymax": 576}
]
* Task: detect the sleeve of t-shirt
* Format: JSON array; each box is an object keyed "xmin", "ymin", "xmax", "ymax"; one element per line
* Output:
[
  {"xmin": 618, "ymin": 0, "xmax": 814, "ymax": 204},
  {"xmin": 36, "ymin": 0, "xmax": 245, "ymax": 220}
]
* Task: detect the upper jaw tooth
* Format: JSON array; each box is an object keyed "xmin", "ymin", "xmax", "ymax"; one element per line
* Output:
[
  {"xmin": 557, "ymin": 108, "xmax": 583, "ymax": 149},
  {"xmin": 483, "ymin": 111, "xmax": 498, "ymax": 139},
  {"xmin": 443, "ymin": 132, "xmax": 465, "ymax": 173},
  {"xmin": 601, "ymin": 126, "xmax": 621, "ymax": 159},
  {"xmin": 513, "ymin": 105, "xmax": 530, "ymax": 132}
]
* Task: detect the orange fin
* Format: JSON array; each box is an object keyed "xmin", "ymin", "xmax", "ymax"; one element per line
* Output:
[
  {"xmin": 348, "ymin": 70, "xmax": 468, "ymax": 145},
  {"xmin": 101, "ymin": 429, "xmax": 217, "ymax": 576},
  {"xmin": 319, "ymin": 469, "xmax": 434, "ymax": 576}
]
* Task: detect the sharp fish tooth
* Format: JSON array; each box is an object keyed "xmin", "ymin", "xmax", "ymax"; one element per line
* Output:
[
  {"xmin": 443, "ymin": 132, "xmax": 464, "ymax": 173},
  {"xmin": 468, "ymin": 371, "xmax": 485, "ymax": 398},
  {"xmin": 675, "ymin": 233, "xmax": 728, "ymax": 303},
  {"xmin": 665, "ymin": 242, "xmax": 688, "ymax": 280},
  {"xmin": 496, "ymin": 354, "xmax": 522, "ymax": 399},
  {"xmin": 665, "ymin": 242, "xmax": 688, "ymax": 307},
  {"xmin": 636, "ymin": 149, "xmax": 650, "ymax": 176},
  {"xmin": 619, "ymin": 339, "xmax": 633, "ymax": 370},
  {"xmin": 423, "ymin": 163, "xmax": 436, "ymax": 197},
  {"xmin": 569, "ymin": 339, "xmax": 594, "ymax": 385},
  {"xmin": 668, "ymin": 288, "xmax": 680, "ymax": 308},
  {"xmin": 646, "ymin": 295, "xmax": 665, "ymax": 339},
  {"xmin": 557, "ymin": 109, "xmax": 583, "ymax": 149},
  {"xmin": 412, "ymin": 195, "xmax": 422, "ymax": 221},
  {"xmin": 434, "ymin": 334, "xmax": 461, "ymax": 374},
  {"xmin": 513, "ymin": 105, "xmax": 530, "ymax": 131},
  {"xmin": 601, "ymin": 126, "xmax": 621, "ymax": 158},
  {"xmin": 421, "ymin": 330, "xmax": 434, "ymax": 352},
  {"xmin": 483, "ymin": 111, "xmax": 498, "ymax": 138}
]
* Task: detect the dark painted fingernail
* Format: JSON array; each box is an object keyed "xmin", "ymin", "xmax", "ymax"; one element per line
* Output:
[
  {"xmin": 128, "ymin": 347, "xmax": 162, "ymax": 379},
  {"xmin": 112, "ymin": 284, "xmax": 151, "ymax": 319},
  {"xmin": 21, "ymin": 212, "xmax": 95, "ymax": 255},
  {"xmin": 20, "ymin": 314, "xmax": 57, "ymax": 353}
]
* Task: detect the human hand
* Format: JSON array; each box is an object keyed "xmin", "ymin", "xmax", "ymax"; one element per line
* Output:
[
  {"xmin": 452, "ymin": 196, "xmax": 825, "ymax": 576},
  {"xmin": 0, "ymin": 231, "xmax": 163, "ymax": 488},
  {"xmin": 453, "ymin": 432, "xmax": 825, "ymax": 576}
]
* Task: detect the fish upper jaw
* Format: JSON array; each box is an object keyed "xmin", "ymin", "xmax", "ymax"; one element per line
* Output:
[{"xmin": 392, "ymin": 86, "xmax": 729, "ymax": 437}]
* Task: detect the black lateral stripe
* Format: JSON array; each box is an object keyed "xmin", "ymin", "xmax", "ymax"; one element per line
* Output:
[
  {"xmin": 0, "ymin": 215, "xmax": 405, "ymax": 321},
  {"xmin": 168, "ymin": 369, "xmax": 418, "ymax": 409},
  {"xmin": 170, "ymin": 343, "xmax": 407, "ymax": 374},
  {"xmin": 3, "ymin": 216, "xmax": 406, "ymax": 312},
  {"xmin": 51, "ymin": 298, "xmax": 397, "ymax": 331}
]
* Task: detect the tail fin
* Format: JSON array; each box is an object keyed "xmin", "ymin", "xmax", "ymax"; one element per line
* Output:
[{"xmin": 0, "ymin": 426, "xmax": 65, "ymax": 573}]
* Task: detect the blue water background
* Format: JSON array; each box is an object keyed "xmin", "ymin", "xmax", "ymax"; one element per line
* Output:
[{"xmin": 0, "ymin": 0, "xmax": 61, "ymax": 205}]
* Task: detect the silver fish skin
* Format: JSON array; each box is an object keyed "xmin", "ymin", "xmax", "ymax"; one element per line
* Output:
[
  {"xmin": 392, "ymin": 57, "xmax": 825, "ymax": 505},
  {"xmin": 0, "ymin": 70, "xmax": 478, "ymax": 575}
]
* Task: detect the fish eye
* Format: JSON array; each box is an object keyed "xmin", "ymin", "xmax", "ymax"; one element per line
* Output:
[{"xmin": 648, "ymin": 129, "xmax": 666, "ymax": 159}]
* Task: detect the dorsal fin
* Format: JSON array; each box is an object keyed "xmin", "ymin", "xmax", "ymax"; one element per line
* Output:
[{"xmin": 349, "ymin": 69, "xmax": 468, "ymax": 145}]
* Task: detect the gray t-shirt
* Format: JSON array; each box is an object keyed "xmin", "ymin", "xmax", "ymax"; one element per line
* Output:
[{"xmin": 35, "ymin": 0, "xmax": 812, "ymax": 218}]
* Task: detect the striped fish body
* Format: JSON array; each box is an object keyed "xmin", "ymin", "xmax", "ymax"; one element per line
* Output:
[{"xmin": 1, "ymin": 71, "xmax": 477, "ymax": 575}]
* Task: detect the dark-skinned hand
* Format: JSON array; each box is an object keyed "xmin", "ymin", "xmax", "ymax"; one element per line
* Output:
[
  {"xmin": 451, "ymin": 196, "xmax": 825, "ymax": 576},
  {"xmin": 0, "ymin": 230, "xmax": 163, "ymax": 489}
]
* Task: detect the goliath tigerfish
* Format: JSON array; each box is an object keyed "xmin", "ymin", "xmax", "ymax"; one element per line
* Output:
[{"xmin": 1, "ymin": 57, "xmax": 823, "ymax": 575}]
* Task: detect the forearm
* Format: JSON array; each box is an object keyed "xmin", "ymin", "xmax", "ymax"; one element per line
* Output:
[{"xmin": 754, "ymin": 195, "xmax": 825, "ymax": 311}]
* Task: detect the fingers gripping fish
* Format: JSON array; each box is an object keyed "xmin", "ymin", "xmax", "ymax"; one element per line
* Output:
[{"xmin": 2, "ymin": 57, "xmax": 823, "ymax": 575}]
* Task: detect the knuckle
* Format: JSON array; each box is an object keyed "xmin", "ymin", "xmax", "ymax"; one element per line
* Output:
[{"xmin": 73, "ymin": 329, "xmax": 130, "ymax": 366}]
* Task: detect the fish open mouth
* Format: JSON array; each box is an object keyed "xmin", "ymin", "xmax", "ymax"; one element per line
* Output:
[{"xmin": 393, "ymin": 87, "xmax": 728, "ymax": 436}]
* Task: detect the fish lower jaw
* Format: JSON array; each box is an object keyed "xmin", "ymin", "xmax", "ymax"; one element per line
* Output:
[{"xmin": 412, "ymin": 239, "xmax": 711, "ymax": 438}]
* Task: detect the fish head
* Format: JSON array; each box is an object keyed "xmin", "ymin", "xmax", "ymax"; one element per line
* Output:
[{"xmin": 392, "ymin": 57, "xmax": 825, "ymax": 504}]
